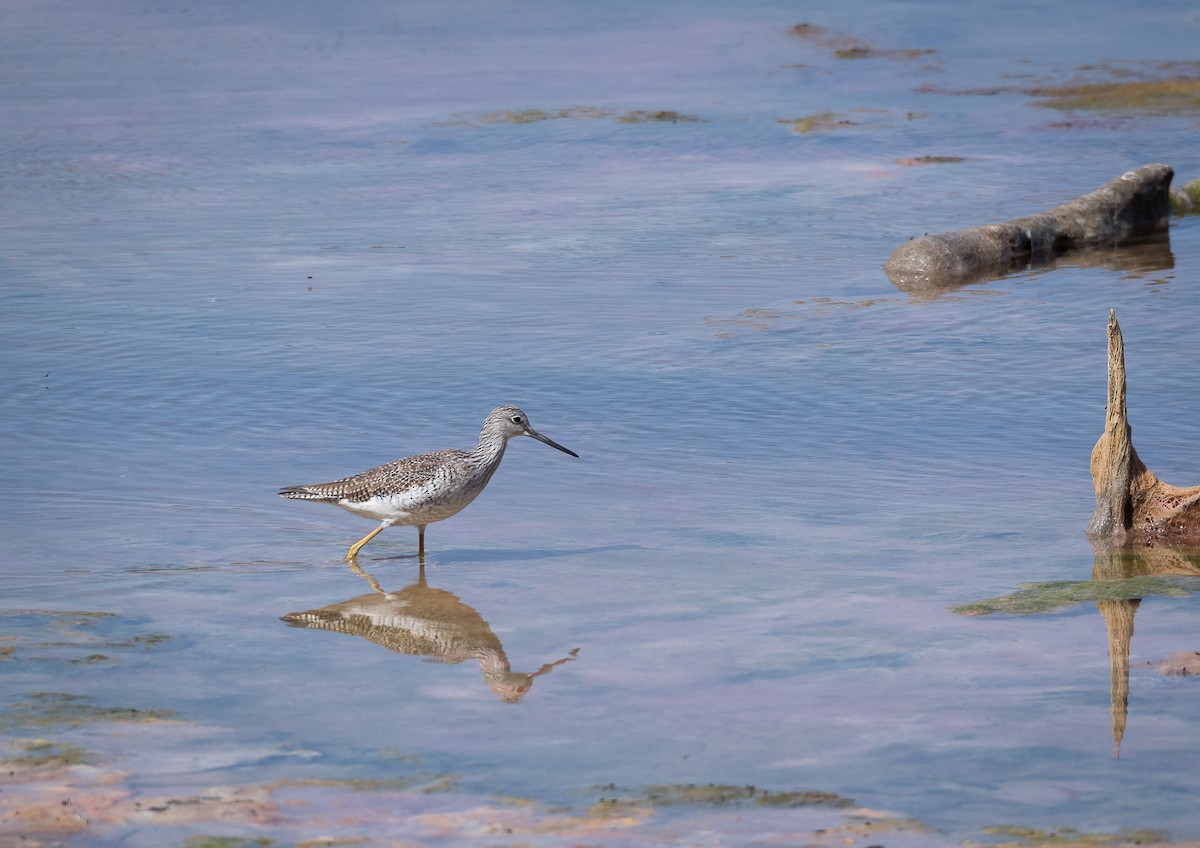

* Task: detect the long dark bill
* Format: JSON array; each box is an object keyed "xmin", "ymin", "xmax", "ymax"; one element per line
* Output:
[{"xmin": 527, "ymin": 428, "xmax": 579, "ymax": 458}]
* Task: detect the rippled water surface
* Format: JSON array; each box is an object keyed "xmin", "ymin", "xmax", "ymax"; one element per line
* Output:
[{"xmin": 4, "ymin": 1, "xmax": 1200, "ymax": 845}]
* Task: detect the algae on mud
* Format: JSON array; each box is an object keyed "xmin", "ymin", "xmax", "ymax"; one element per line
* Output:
[
  {"xmin": 788, "ymin": 22, "xmax": 934, "ymax": 61},
  {"xmin": 0, "ymin": 691, "xmax": 176, "ymax": 729},
  {"xmin": 451, "ymin": 106, "xmax": 707, "ymax": 126},
  {"xmin": 615, "ymin": 109, "xmax": 705, "ymax": 124},
  {"xmin": 780, "ymin": 108, "xmax": 906, "ymax": 134},
  {"xmin": 592, "ymin": 782, "xmax": 855, "ymax": 809},
  {"xmin": 974, "ymin": 824, "xmax": 1171, "ymax": 847},
  {"xmin": 952, "ymin": 576, "xmax": 1200, "ymax": 616},
  {"xmin": 0, "ymin": 608, "xmax": 171, "ymax": 662},
  {"xmin": 917, "ymin": 62, "xmax": 1200, "ymax": 116},
  {"xmin": 0, "ymin": 738, "xmax": 93, "ymax": 770},
  {"xmin": 896, "ymin": 155, "xmax": 971, "ymax": 166},
  {"xmin": 0, "ymin": 760, "xmax": 936, "ymax": 848},
  {"xmin": 1028, "ymin": 77, "xmax": 1200, "ymax": 114},
  {"xmin": 182, "ymin": 837, "xmax": 274, "ymax": 848}
]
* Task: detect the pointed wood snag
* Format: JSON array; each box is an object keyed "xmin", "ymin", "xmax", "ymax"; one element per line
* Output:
[{"xmin": 1087, "ymin": 310, "xmax": 1200, "ymax": 542}]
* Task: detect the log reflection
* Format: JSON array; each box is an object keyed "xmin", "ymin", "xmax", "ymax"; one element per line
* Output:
[
  {"xmin": 281, "ymin": 563, "xmax": 579, "ymax": 703},
  {"xmin": 892, "ymin": 233, "xmax": 1174, "ymax": 296}
]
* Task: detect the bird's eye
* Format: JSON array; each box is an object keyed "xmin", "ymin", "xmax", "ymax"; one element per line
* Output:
[{"xmin": 511, "ymin": 415, "xmax": 523, "ymax": 425}]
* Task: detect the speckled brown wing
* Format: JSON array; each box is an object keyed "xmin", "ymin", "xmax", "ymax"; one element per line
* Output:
[{"xmin": 279, "ymin": 449, "xmax": 469, "ymax": 503}]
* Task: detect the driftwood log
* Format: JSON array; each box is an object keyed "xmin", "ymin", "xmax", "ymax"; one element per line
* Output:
[
  {"xmin": 885, "ymin": 164, "xmax": 1176, "ymax": 291},
  {"xmin": 1086, "ymin": 310, "xmax": 1200, "ymax": 542}
]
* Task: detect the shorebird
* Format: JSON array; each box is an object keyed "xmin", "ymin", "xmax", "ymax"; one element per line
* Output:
[{"xmin": 279, "ymin": 406, "xmax": 578, "ymax": 559}]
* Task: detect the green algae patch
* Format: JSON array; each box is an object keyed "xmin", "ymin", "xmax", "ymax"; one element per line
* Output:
[
  {"xmin": 592, "ymin": 782, "xmax": 854, "ymax": 810},
  {"xmin": 1029, "ymin": 77, "xmax": 1200, "ymax": 114},
  {"xmin": 780, "ymin": 109, "xmax": 899, "ymax": 134},
  {"xmin": 68, "ymin": 653, "xmax": 113, "ymax": 665},
  {"xmin": 481, "ymin": 106, "xmax": 609, "ymax": 123},
  {"xmin": 0, "ymin": 738, "xmax": 93, "ymax": 770},
  {"xmin": 706, "ymin": 297, "xmax": 901, "ymax": 337},
  {"xmin": 914, "ymin": 61, "xmax": 1200, "ymax": 118},
  {"xmin": 788, "ymin": 23, "xmax": 933, "ymax": 61},
  {"xmin": 615, "ymin": 110, "xmax": 705, "ymax": 124},
  {"xmin": 940, "ymin": 62, "xmax": 1200, "ymax": 115},
  {"xmin": 3, "ymin": 609, "xmax": 116, "ymax": 618},
  {"xmin": 974, "ymin": 824, "xmax": 1170, "ymax": 846},
  {"xmin": 953, "ymin": 576, "xmax": 1200, "ymax": 616},
  {"xmin": 0, "ymin": 692, "xmax": 177, "ymax": 729},
  {"xmin": 183, "ymin": 837, "xmax": 275, "ymax": 848},
  {"xmin": 271, "ymin": 772, "xmax": 461, "ymax": 794},
  {"xmin": 896, "ymin": 155, "xmax": 971, "ymax": 166},
  {"xmin": 754, "ymin": 789, "xmax": 855, "ymax": 808},
  {"xmin": 781, "ymin": 111, "xmax": 854, "ymax": 133},
  {"xmin": 419, "ymin": 774, "xmax": 461, "ymax": 794},
  {"xmin": 463, "ymin": 106, "xmax": 706, "ymax": 126},
  {"xmin": 120, "ymin": 632, "xmax": 172, "ymax": 650},
  {"xmin": 1169, "ymin": 178, "xmax": 1200, "ymax": 216},
  {"xmin": 0, "ymin": 609, "xmax": 171, "ymax": 664}
]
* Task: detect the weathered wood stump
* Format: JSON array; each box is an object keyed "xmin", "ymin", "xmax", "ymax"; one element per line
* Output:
[
  {"xmin": 1086, "ymin": 310, "xmax": 1200, "ymax": 542},
  {"xmin": 885, "ymin": 164, "xmax": 1176, "ymax": 291}
]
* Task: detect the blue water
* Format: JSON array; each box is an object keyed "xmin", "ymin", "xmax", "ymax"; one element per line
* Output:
[{"xmin": 4, "ymin": 0, "xmax": 1200, "ymax": 844}]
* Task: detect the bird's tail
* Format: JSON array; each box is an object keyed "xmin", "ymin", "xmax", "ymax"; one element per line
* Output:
[{"xmin": 278, "ymin": 485, "xmax": 337, "ymax": 501}]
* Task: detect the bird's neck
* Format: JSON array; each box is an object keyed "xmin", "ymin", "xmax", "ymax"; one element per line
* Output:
[{"xmin": 470, "ymin": 431, "xmax": 509, "ymax": 466}]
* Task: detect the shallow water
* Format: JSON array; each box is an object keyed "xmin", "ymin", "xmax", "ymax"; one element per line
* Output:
[{"xmin": 4, "ymin": 1, "xmax": 1200, "ymax": 845}]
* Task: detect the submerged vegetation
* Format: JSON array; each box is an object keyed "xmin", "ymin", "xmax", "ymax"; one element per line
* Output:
[
  {"xmin": 919, "ymin": 61, "xmax": 1200, "ymax": 116},
  {"xmin": 182, "ymin": 837, "xmax": 274, "ymax": 848},
  {"xmin": 1170, "ymin": 178, "xmax": 1200, "ymax": 215},
  {"xmin": 441, "ymin": 106, "xmax": 707, "ymax": 126},
  {"xmin": 1028, "ymin": 76, "xmax": 1200, "ymax": 113},
  {"xmin": 788, "ymin": 23, "xmax": 934, "ymax": 60},
  {"xmin": 273, "ymin": 774, "xmax": 462, "ymax": 794},
  {"xmin": 975, "ymin": 824, "xmax": 1171, "ymax": 846},
  {"xmin": 0, "ymin": 608, "xmax": 171, "ymax": 663},
  {"xmin": 592, "ymin": 782, "xmax": 855, "ymax": 811},
  {"xmin": 778, "ymin": 108, "xmax": 910, "ymax": 133},
  {"xmin": 896, "ymin": 155, "xmax": 970, "ymax": 166},
  {"xmin": 0, "ymin": 691, "xmax": 176, "ymax": 729},
  {"xmin": 782, "ymin": 109, "xmax": 921, "ymax": 136},
  {"xmin": 781, "ymin": 110, "xmax": 854, "ymax": 133},
  {"xmin": 0, "ymin": 738, "xmax": 92, "ymax": 770},
  {"xmin": 953, "ymin": 576, "xmax": 1200, "ymax": 616}
]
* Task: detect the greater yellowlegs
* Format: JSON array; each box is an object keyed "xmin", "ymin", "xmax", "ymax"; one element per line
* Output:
[{"xmin": 279, "ymin": 405, "xmax": 578, "ymax": 559}]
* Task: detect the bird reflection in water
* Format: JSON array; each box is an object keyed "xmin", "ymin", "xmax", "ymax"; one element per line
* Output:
[{"xmin": 281, "ymin": 561, "xmax": 579, "ymax": 703}]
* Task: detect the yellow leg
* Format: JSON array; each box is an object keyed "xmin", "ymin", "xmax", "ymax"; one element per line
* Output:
[
  {"xmin": 418, "ymin": 525, "xmax": 426, "ymax": 560},
  {"xmin": 347, "ymin": 524, "xmax": 387, "ymax": 560}
]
